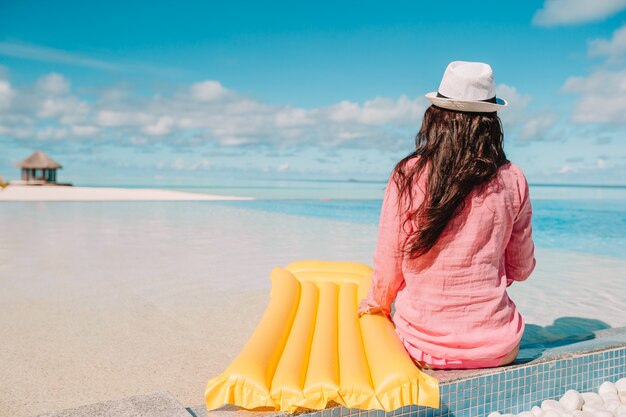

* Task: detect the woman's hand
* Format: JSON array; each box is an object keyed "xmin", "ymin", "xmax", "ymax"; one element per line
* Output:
[{"xmin": 357, "ymin": 298, "xmax": 383, "ymax": 317}]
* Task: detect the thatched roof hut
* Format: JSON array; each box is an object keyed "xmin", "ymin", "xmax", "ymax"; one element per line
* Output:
[
  {"xmin": 17, "ymin": 150, "xmax": 62, "ymax": 169},
  {"xmin": 16, "ymin": 151, "xmax": 63, "ymax": 184}
]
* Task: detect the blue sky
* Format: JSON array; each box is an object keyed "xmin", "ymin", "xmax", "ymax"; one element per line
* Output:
[{"xmin": 1, "ymin": 0, "xmax": 626, "ymax": 185}]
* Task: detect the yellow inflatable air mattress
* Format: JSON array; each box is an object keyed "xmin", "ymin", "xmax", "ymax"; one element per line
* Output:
[{"xmin": 205, "ymin": 260, "xmax": 439, "ymax": 413}]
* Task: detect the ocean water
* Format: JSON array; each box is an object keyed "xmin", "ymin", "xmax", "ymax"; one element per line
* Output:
[
  {"xmin": 214, "ymin": 186, "xmax": 626, "ymax": 260},
  {"xmin": 155, "ymin": 180, "xmax": 626, "ymax": 258}
]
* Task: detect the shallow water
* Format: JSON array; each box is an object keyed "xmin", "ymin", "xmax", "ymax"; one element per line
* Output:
[{"xmin": 217, "ymin": 197, "xmax": 626, "ymax": 259}]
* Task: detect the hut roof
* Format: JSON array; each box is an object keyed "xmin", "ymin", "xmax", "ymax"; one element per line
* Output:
[{"xmin": 16, "ymin": 151, "xmax": 63, "ymax": 169}]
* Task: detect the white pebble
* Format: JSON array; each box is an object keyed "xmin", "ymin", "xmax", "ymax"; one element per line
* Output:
[
  {"xmin": 601, "ymin": 392, "xmax": 620, "ymax": 404},
  {"xmin": 616, "ymin": 378, "xmax": 626, "ymax": 393},
  {"xmin": 560, "ymin": 390, "xmax": 584, "ymax": 411},
  {"xmin": 532, "ymin": 406, "xmax": 544, "ymax": 417},
  {"xmin": 518, "ymin": 412, "xmax": 535, "ymax": 417},
  {"xmin": 560, "ymin": 413, "xmax": 574, "ymax": 417},
  {"xmin": 616, "ymin": 405, "xmax": 626, "ymax": 415},
  {"xmin": 543, "ymin": 410, "xmax": 560, "ymax": 417},
  {"xmin": 605, "ymin": 400, "xmax": 622, "ymax": 412},
  {"xmin": 502, "ymin": 414, "xmax": 515, "ymax": 417},
  {"xmin": 488, "ymin": 412, "xmax": 502, "ymax": 417},
  {"xmin": 581, "ymin": 392, "xmax": 605, "ymax": 406},
  {"xmin": 620, "ymin": 392, "xmax": 626, "ymax": 404},
  {"xmin": 599, "ymin": 381, "xmax": 618, "ymax": 396},
  {"xmin": 543, "ymin": 400, "xmax": 566, "ymax": 412},
  {"xmin": 582, "ymin": 408, "xmax": 612, "ymax": 417},
  {"xmin": 572, "ymin": 411, "xmax": 594, "ymax": 417},
  {"xmin": 583, "ymin": 404, "xmax": 607, "ymax": 414}
]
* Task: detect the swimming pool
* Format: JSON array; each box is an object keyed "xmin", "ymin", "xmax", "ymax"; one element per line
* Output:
[{"xmin": 217, "ymin": 197, "xmax": 626, "ymax": 260}]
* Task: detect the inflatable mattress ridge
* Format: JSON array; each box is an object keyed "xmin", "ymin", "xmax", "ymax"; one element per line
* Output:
[{"xmin": 205, "ymin": 260, "xmax": 440, "ymax": 413}]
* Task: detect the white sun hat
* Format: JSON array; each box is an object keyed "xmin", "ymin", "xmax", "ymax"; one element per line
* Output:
[{"xmin": 425, "ymin": 61, "xmax": 508, "ymax": 113}]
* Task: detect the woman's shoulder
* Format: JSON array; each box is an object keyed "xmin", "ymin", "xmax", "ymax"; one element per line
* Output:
[
  {"xmin": 497, "ymin": 161, "xmax": 529, "ymax": 186},
  {"xmin": 493, "ymin": 161, "xmax": 531, "ymax": 207},
  {"xmin": 391, "ymin": 155, "xmax": 426, "ymax": 178},
  {"xmin": 395, "ymin": 154, "xmax": 421, "ymax": 169},
  {"xmin": 389, "ymin": 155, "xmax": 421, "ymax": 182}
]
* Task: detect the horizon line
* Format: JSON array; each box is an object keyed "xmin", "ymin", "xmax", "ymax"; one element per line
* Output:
[{"xmin": 74, "ymin": 180, "xmax": 626, "ymax": 189}]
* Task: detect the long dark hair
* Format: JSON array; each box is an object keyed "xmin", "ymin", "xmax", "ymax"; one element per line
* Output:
[{"xmin": 394, "ymin": 105, "xmax": 509, "ymax": 259}]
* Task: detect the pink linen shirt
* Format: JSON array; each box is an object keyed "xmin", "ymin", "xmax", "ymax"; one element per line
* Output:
[{"xmin": 359, "ymin": 159, "xmax": 536, "ymax": 368}]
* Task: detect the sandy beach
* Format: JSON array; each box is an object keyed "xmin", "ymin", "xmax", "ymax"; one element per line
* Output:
[
  {"xmin": 0, "ymin": 185, "xmax": 252, "ymax": 201},
  {"xmin": 0, "ymin": 200, "xmax": 625, "ymax": 417}
]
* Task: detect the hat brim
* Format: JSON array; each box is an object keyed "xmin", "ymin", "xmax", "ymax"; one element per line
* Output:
[{"xmin": 425, "ymin": 92, "xmax": 508, "ymax": 113}]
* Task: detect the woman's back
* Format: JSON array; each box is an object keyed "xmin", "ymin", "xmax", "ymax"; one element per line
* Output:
[{"xmin": 392, "ymin": 160, "xmax": 535, "ymax": 367}]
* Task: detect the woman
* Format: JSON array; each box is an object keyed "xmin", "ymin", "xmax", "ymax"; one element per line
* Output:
[{"xmin": 358, "ymin": 61, "xmax": 536, "ymax": 370}]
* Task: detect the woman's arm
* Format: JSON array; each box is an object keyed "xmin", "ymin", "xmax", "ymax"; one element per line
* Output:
[
  {"xmin": 358, "ymin": 172, "xmax": 408, "ymax": 319},
  {"xmin": 505, "ymin": 172, "xmax": 536, "ymax": 285}
]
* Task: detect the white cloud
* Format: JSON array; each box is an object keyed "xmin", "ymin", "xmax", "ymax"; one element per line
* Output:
[
  {"xmin": 274, "ymin": 107, "xmax": 314, "ymax": 127},
  {"xmin": 38, "ymin": 96, "xmax": 90, "ymax": 124},
  {"xmin": 130, "ymin": 136, "xmax": 148, "ymax": 145},
  {"xmin": 495, "ymin": 84, "xmax": 532, "ymax": 127},
  {"xmin": 496, "ymin": 84, "xmax": 559, "ymax": 141},
  {"xmin": 71, "ymin": 125, "xmax": 100, "ymax": 137},
  {"xmin": 559, "ymin": 164, "xmax": 575, "ymax": 173},
  {"xmin": 518, "ymin": 113, "xmax": 559, "ymax": 141},
  {"xmin": 142, "ymin": 116, "xmax": 175, "ymax": 136},
  {"xmin": 532, "ymin": 0, "xmax": 626, "ymax": 26},
  {"xmin": 597, "ymin": 158, "xmax": 607, "ymax": 169},
  {"xmin": 0, "ymin": 126, "xmax": 32, "ymax": 139},
  {"xmin": 36, "ymin": 73, "xmax": 70, "ymax": 95},
  {"xmin": 324, "ymin": 95, "xmax": 426, "ymax": 126},
  {"xmin": 562, "ymin": 20, "xmax": 626, "ymax": 125},
  {"xmin": 0, "ymin": 41, "xmax": 182, "ymax": 78},
  {"xmin": 589, "ymin": 23, "xmax": 626, "ymax": 63},
  {"xmin": 0, "ymin": 71, "xmax": 91, "ymax": 128},
  {"xmin": 217, "ymin": 136, "xmax": 259, "ymax": 146},
  {"xmin": 190, "ymin": 80, "xmax": 230, "ymax": 101},
  {"xmin": 1, "ymin": 69, "xmax": 549, "ymax": 158},
  {"xmin": 276, "ymin": 162, "xmax": 290, "ymax": 172},
  {"xmin": 34, "ymin": 126, "xmax": 69, "ymax": 141},
  {"xmin": 563, "ymin": 68, "xmax": 626, "ymax": 123},
  {"xmin": 96, "ymin": 110, "xmax": 154, "ymax": 127},
  {"xmin": 0, "ymin": 40, "xmax": 119, "ymax": 71},
  {"xmin": 164, "ymin": 157, "xmax": 212, "ymax": 171},
  {"xmin": 0, "ymin": 80, "xmax": 15, "ymax": 110}
]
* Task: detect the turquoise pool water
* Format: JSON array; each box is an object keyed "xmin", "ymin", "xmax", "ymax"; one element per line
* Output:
[
  {"xmin": 216, "ymin": 197, "xmax": 626, "ymax": 260},
  {"xmin": 132, "ymin": 180, "xmax": 626, "ymax": 259},
  {"xmin": 1, "ymin": 183, "xmax": 625, "ymax": 325}
]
